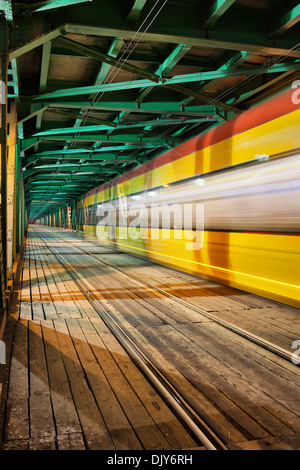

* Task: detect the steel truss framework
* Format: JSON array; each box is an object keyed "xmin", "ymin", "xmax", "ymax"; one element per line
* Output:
[{"xmin": 0, "ymin": 0, "xmax": 300, "ymax": 228}]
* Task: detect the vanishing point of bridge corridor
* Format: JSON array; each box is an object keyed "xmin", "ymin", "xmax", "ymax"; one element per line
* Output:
[{"xmin": 0, "ymin": 0, "xmax": 300, "ymax": 458}]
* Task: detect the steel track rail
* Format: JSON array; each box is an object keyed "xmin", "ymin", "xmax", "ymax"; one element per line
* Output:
[
  {"xmin": 33, "ymin": 227, "xmax": 228, "ymax": 451},
  {"xmin": 37, "ymin": 227, "xmax": 296, "ymax": 365}
]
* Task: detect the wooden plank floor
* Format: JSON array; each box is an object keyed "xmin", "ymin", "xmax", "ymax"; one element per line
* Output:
[
  {"xmin": 1, "ymin": 225, "xmax": 300, "ymax": 451},
  {"xmin": 0, "ymin": 229, "xmax": 199, "ymax": 451}
]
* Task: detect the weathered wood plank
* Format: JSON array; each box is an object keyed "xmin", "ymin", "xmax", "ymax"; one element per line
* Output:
[
  {"xmin": 66, "ymin": 318, "xmax": 143, "ymax": 450},
  {"xmin": 41, "ymin": 319, "xmax": 83, "ymax": 436},
  {"xmin": 53, "ymin": 319, "xmax": 116, "ymax": 450}
]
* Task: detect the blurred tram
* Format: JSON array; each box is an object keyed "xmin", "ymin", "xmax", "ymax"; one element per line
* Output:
[{"xmin": 77, "ymin": 88, "xmax": 300, "ymax": 308}]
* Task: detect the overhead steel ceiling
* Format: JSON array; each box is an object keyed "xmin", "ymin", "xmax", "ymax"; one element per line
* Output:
[{"xmin": 2, "ymin": 0, "xmax": 300, "ymax": 218}]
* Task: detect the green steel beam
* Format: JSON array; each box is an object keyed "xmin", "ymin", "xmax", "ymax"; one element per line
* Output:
[
  {"xmin": 61, "ymin": 38, "xmax": 124, "ymax": 162},
  {"xmin": 217, "ymin": 50, "xmax": 251, "ymax": 71},
  {"xmin": 65, "ymin": 23, "xmax": 300, "ymax": 58},
  {"xmin": 26, "ymin": 185, "xmax": 101, "ymax": 191},
  {"xmin": 48, "ymin": 107, "xmax": 182, "ymax": 144},
  {"xmin": 94, "ymin": 38, "xmax": 124, "ymax": 86},
  {"xmin": 9, "ymin": 18, "xmax": 300, "ymax": 63},
  {"xmin": 33, "ymin": 41, "xmax": 52, "ymax": 153},
  {"xmin": 167, "ymin": 83, "xmax": 240, "ymax": 114},
  {"xmin": 201, "ymin": 0, "xmax": 237, "ymax": 29},
  {"xmin": 134, "ymin": 43, "xmax": 192, "ymax": 105},
  {"xmin": 271, "ymin": 4, "xmax": 300, "ymax": 37},
  {"xmin": 35, "ymin": 63, "xmax": 300, "ymax": 100},
  {"xmin": 48, "ymin": 101, "xmax": 217, "ymax": 117},
  {"xmin": 32, "ymin": 164, "xmax": 131, "ymax": 172},
  {"xmin": 15, "ymin": 0, "xmax": 92, "ymax": 13},
  {"xmin": 26, "ymin": 172, "xmax": 120, "ymax": 178},
  {"xmin": 0, "ymin": 1, "xmax": 12, "ymax": 21},
  {"xmin": 39, "ymin": 41, "xmax": 52, "ymax": 91},
  {"xmin": 25, "ymin": 153, "xmax": 141, "ymax": 164},
  {"xmin": 156, "ymin": 44, "xmax": 192, "ymax": 77},
  {"xmin": 26, "ymin": 133, "xmax": 179, "ymax": 145},
  {"xmin": 197, "ymin": 51, "xmax": 252, "ymax": 95},
  {"xmin": 25, "ymin": 180, "xmax": 82, "ymax": 185},
  {"xmin": 9, "ymin": 27, "xmax": 65, "ymax": 61},
  {"xmin": 33, "ymin": 116, "xmax": 219, "ymax": 137},
  {"xmin": 52, "ymin": 36, "xmax": 162, "ymax": 84},
  {"xmin": 21, "ymin": 137, "xmax": 46, "ymax": 152},
  {"xmin": 126, "ymin": 0, "xmax": 148, "ymax": 22},
  {"xmin": 51, "ymin": 48, "xmax": 215, "ymax": 69},
  {"xmin": 30, "ymin": 145, "xmax": 159, "ymax": 156},
  {"xmin": 47, "ymin": 108, "xmax": 118, "ymax": 127},
  {"xmin": 9, "ymin": 58, "xmax": 19, "ymax": 96},
  {"xmin": 20, "ymin": 136, "xmax": 166, "ymax": 151},
  {"xmin": 28, "ymin": 190, "xmax": 85, "ymax": 194},
  {"xmin": 17, "ymin": 105, "xmax": 50, "ymax": 125}
]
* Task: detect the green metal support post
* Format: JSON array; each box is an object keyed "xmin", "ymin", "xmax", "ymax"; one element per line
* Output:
[{"xmin": 0, "ymin": 15, "xmax": 8, "ymax": 289}]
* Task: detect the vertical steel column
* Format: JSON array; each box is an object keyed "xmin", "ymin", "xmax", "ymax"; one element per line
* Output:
[
  {"xmin": 68, "ymin": 204, "xmax": 72, "ymax": 229},
  {"xmin": 71, "ymin": 200, "xmax": 77, "ymax": 231},
  {"xmin": 15, "ymin": 139, "xmax": 21, "ymax": 251},
  {"xmin": 7, "ymin": 100, "xmax": 17, "ymax": 276},
  {"xmin": 21, "ymin": 181, "xmax": 25, "ymax": 238},
  {"xmin": 0, "ymin": 16, "xmax": 8, "ymax": 287}
]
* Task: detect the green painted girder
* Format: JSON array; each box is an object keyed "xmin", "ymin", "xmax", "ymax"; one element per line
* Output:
[
  {"xmin": 15, "ymin": 0, "xmax": 92, "ymax": 14},
  {"xmin": 21, "ymin": 137, "xmax": 46, "ymax": 152},
  {"xmin": 9, "ymin": 58, "xmax": 19, "ymax": 96},
  {"xmin": 25, "ymin": 153, "xmax": 141, "ymax": 164},
  {"xmin": 271, "ymin": 4, "xmax": 300, "ymax": 37},
  {"xmin": 34, "ymin": 42, "xmax": 52, "ymax": 152},
  {"xmin": 26, "ymin": 174, "xmax": 119, "ymax": 180},
  {"xmin": 201, "ymin": 0, "xmax": 237, "ymax": 29},
  {"xmin": 51, "ymin": 48, "xmax": 216, "ymax": 69},
  {"xmin": 48, "ymin": 101, "xmax": 218, "ymax": 117},
  {"xmin": 33, "ymin": 117, "xmax": 220, "ymax": 137},
  {"xmin": 64, "ymin": 23, "xmax": 300, "ymax": 58},
  {"xmin": 28, "ymin": 194, "xmax": 87, "ymax": 200},
  {"xmin": 39, "ymin": 42, "xmax": 51, "ymax": 92},
  {"xmin": 60, "ymin": 37, "xmax": 123, "ymax": 158},
  {"xmin": 28, "ymin": 190, "xmax": 85, "ymax": 195},
  {"xmin": 93, "ymin": 38, "xmax": 124, "ymax": 86},
  {"xmin": 28, "ymin": 185, "xmax": 89, "ymax": 190},
  {"xmin": 25, "ymin": 180, "xmax": 72, "ymax": 185},
  {"xmin": 49, "ymin": 110, "xmax": 182, "ymax": 144},
  {"xmin": 53, "ymin": 36, "xmax": 162, "ymax": 84},
  {"xmin": 31, "ymin": 145, "xmax": 159, "ymax": 156},
  {"xmin": 126, "ymin": 0, "xmax": 148, "ymax": 22},
  {"xmin": 17, "ymin": 105, "xmax": 50, "ymax": 125},
  {"xmin": 33, "ymin": 164, "xmax": 130, "ymax": 171},
  {"xmin": 198, "ymin": 51, "xmax": 253, "ymax": 97},
  {"xmin": 0, "ymin": 1, "xmax": 12, "ymax": 21},
  {"xmin": 35, "ymin": 62, "xmax": 300, "ymax": 100},
  {"xmin": 26, "ymin": 186, "xmax": 97, "ymax": 193},
  {"xmin": 167, "ymin": 82, "xmax": 240, "ymax": 114},
  {"xmin": 27, "ymin": 133, "xmax": 179, "ymax": 145},
  {"xmin": 47, "ymin": 108, "xmax": 118, "ymax": 127},
  {"xmin": 9, "ymin": 26, "xmax": 64, "ymax": 61},
  {"xmin": 134, "ymin": 43, "xmax": 192, "ymax": 104},
  {"xmin": 156, "ymin": 44, "xmax": 192, "ymax": 77},
  {"xmin": 25, "ymin": 166, "xmax": 124, "ymax": 176},
  {"xmin": 9, "ymin": 19, "xmax": 300, "ymax": 62},
  {"xmin": 218, "ymin": 50, "xmax": 251, "ymax": 71},
  {"xmin": 20, "ymin": 136, "xmax": 166, "ymax": 152}
]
